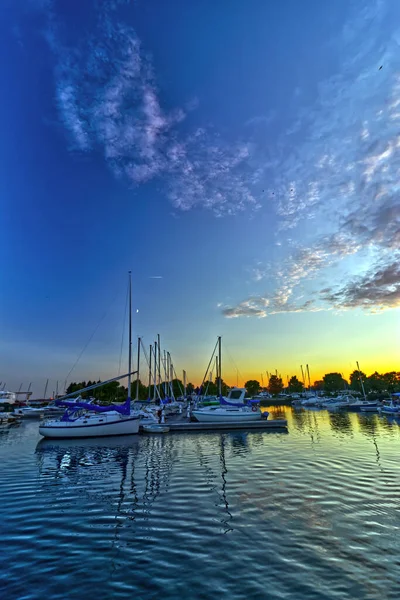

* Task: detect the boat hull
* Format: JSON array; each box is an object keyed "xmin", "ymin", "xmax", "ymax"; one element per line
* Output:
[
  {"xmin": 39, "ymin": 416, "xmax": 140, "ymax": 438},
  {"xmin": 192, "ymin": 410, "xmax": 265, "ymax": 423}
]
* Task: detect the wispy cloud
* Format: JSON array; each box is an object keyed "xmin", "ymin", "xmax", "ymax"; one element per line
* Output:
[
  {"xmin": 149, "ymin": 276, "xmax": 163, "ymax": 279},
  {"xmin": 40, "ymin": 6, "xmax": 258, "ymax": 217},
  {"xmin": 321, "ymin": 254, "xmax": 400, "ymax": 311},
  {"xmin": 223, "ymin": 0, "xmax": 400, "ymax": 317}
]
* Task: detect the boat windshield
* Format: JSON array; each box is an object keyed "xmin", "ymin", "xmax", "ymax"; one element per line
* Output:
[{"xmin": 228, "ymin": 390, "xmax": 243, "ymax": 400}]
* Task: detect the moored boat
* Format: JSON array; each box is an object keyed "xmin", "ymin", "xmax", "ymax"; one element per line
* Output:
[{"xmin": 39, "ymin": 272, "xmax": 140, "ymax": 439}]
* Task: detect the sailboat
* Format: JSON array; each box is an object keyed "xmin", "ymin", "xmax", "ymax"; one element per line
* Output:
[
  {"xmin": 39, "ymin": 272, "xmax": 140, "ymax": 439},
  {"xmin": 192, "ymin": 337, "xmax": 268, "ymax": 423}
]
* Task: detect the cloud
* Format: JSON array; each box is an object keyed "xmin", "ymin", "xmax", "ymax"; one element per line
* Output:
[
  {"xmin": 222, "ymin": 0, "xmax": 400, "ymax": 317},
  {"xmin": 222, "ymin": 296, "xmax": 323, "ymax": 319},
  {"xmin": 40, "ymin": 7, "xmax": 258, "ymax": 217},
  {"xmin": 321, "ymin": 255, "xmax": 400, "ymax": 311},
  {"xmin": 149, "ymin": 276, "xmax": 163, "ymax": 279}
]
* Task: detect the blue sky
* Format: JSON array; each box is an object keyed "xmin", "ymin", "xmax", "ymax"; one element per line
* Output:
[{"xmin": 1, "ymin": 0, "xmax": 399, "ymax": 395}]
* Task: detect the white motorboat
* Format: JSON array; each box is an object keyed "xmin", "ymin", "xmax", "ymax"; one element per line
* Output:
[
  {"xmin": 39, "ymin": 272, "xmax": 141, "ymax": 439},
  {"xmin": 0, "ymin": 390, "xmax": 17, "ymax": 405},
  {"xmin": 301, "ymin": 396, "xmax": 320, "ymax": 407},
  {"xmin": 142, "ymin": 424, "xmax": 170, "ymax": 433},
  {"xmin": 192, "ymin": 387, "xmax": 266, "ymax": 423},
  {"xmin": 319, "ymin": 394, "xmax": 353, "ymax": 409},
  {"xmin": 253, "ymin": 391, "xmax": 272, "ymax": 400},
  {"xmin": 14, "ymin": 406, "xmax": 44, "ymax": 418}
]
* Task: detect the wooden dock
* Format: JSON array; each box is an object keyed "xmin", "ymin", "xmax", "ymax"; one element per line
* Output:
[{"xmin": 165, "ymin": 419, "xmax": 288, "ymax": 432}]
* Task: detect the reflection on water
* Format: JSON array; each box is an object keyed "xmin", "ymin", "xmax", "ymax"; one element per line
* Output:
[{"xmin": 0, "ymin": 409, "xmax": 400, "ymax": 599}]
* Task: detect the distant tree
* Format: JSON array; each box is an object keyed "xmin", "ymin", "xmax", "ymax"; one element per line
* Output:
[
  {"xmin": 312, "ymin": 380, "xmax": 324, "ymax": 391},
  {"xmin": 186, "ymin": 383, "xmax": 194, "ymax": 395},
  {"xmin": 215, "ymin": 377, "xmax": 228, "ymax": 396},
  {"xmin": 268, "ymin": 375, "xmax": 284, "ymax": 396},
  {"xmin": 382, "ymin": 372, "xmax": 400, "ymax": 393},
  {"xmin": 244, "ymin": 380, "xmax": 260, "ymax": 397},
  {"xmin": 349, "ymin": 370, "xmax": 368, "ymax": 393},
  {"xmin": 288, "ymin": 376, "xmax": 303, "ymax": 393},
  {"xmin": 367, "ymin": 371, "xmax": 386, "ymax": 393},
  {"xmin": 322, "ymin": 372, "xmax": 347, "ymax": 393}
]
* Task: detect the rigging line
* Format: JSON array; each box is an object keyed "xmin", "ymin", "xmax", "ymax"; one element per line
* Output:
[
  {"xmin": 223, "ymin": 342, "xmax": 244, "ymax": 384},
  {"xmin": 118, "ymin": 280, "xmax": 130, "ymax": 376},
  {"xmin": 63, "ymin": 288, "xmax": 121, "ymax": 390}
]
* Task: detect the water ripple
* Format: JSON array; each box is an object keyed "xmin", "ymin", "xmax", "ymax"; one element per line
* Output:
[{"xmin": 0, "ymin": 414, "xmax": 400, "ymax": 599}]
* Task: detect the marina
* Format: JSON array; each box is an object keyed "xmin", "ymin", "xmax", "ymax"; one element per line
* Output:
[{"xmin": 1, "ymin": 407, "xmax": 400, "ymax": 599}]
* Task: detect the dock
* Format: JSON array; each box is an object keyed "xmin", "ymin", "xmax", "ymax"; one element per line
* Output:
[{"xmin": 144, "ymin": 419, "xmax": 288, "ymax": 432}]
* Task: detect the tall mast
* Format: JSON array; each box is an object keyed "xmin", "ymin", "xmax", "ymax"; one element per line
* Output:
[
  {"xmin": 135, "ymin": 336, "xmax": 141, "ymax": 401},
  {"xmin": 218, "ymin": 336, "xmax": 222, "ymax": 396},
  {"xmin": 153, "ymin": 342, "xmax": 157, "ymax": 401},
  {"xmin": 55, "ymin": 381, "xmax": 59, "ymax": 398},
  {"xmin": 169, "ymin": 353, "xmax": 174, "ymax": 398},
  {"xmin": 300, "ymin": 365, "xmax": 305, "ymax": 387},
  {"xmin": 183, "ymin": 370, "xmax": 187, "ymax": 397},
  {"xmin": 148, "ymin": 344, "xmax": 152, "ymax": 400},
  {"xmin": 43, "ymin": 379, "xmax": 49, "ymax": 399},
  {"xmin": 157, "ymin": 334, "xmax": 161, "ymax": 392},
  {"xmin": 356, "ymin": 361, "xmax": 367, "ymax": 400},
  {"xmin": 127, "ymin": 271, "xmax": 132, "ymax": 399},
  {"xmin": 306, "ymin": 364, "xmax": 311, "ymax": 389},
  {"xmin": 163, "ymin": 350, "xmax": 168, "ymax": 398}
]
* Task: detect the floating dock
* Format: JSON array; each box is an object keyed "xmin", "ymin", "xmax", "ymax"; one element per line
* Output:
[{"xmin": 157, "ymin": 419, "xmax": 288, "ymax": 432}]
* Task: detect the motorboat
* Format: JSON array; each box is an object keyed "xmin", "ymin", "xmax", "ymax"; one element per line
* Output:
[
  {"xmin": 192, "ymin": 387, "xmax": 266, "ymax": 423},
  {"xmin": 0, "ymin": 412, "xmax": 21, "ymax": 426},
  {"xmin": 378, "ymin": 399, "xmax": 400, "ymax": 415},
  {"xmin": 320, "ymin": 394, "xmax": 353, "ymax": 409},
  {"xmin": 0, "ymin": 390, "xmax": 17, "ymax": 405},
  {"xmin": 14, "ymin": 406, "xmax": 44, "ymax": 418},
  {"xmin": 301, "ymin": 396, "xmax": 320, "ymax": 407},
  {"xmin": 347, "ymin": 398, "xmax": 379, "ymax": 411},
  {"xmin": 142, "ymin": 424, "xmax": 170, "ymax": 433},
  {"xmin": 253, "ymin": 391, "xmax": 272, "ymax": 400}
]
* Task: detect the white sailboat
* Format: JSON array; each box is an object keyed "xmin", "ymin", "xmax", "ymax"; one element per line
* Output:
[
  {"xmin": 39, "ymin": 272, "xmax": 140, "ymax": 439},
  {"xmin": 192, "ymin": 338, "xmax": 268, "ymax": 424}
]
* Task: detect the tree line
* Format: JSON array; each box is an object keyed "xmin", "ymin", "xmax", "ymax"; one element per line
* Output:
[
  {"xmin": 65, "ymin": 378, "xmax": 196, "ymax": 403},
  {"xmin": 244, "ymin": 370, "xmax": 400, "ymax": 396}
]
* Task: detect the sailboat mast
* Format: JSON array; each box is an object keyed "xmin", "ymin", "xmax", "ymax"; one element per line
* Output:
[
  {"xmin": 356, "ymin": 361, "xmax": 367, "ymax": 400},
  {"xmin": 218, "ymin": 336, "xmax": 222, "ymax": 396},
  {"xmin": 169, "ymin": 354, "xmax": 174, "ymax": 398},
  {"xmin": 183, "ymin": 370, "xmax": 187, "ymax": 397},
  {"xmin": 306, "ymin": 364, "xmax": 311, "ymax": 389},
  {"xmin": 157, "ymin": 334, "xmax": 161, "ymax": 392},
  {"xmin": 135, "ymin": 337, "xmax": 141, "ymax": 401},
  {"xmin": 163, "ymin": 350, "xmax": 168, "ymax": 398},
  {"xmin": 300, "ymin": 365, "xmax": 305, "ymax": 387},
  {"xmin": 148, "ymin": 344, "xmax": 152, "ymax": 399},
  {"xmin": 55, "ymin": 381, "xmax": 59, "ymax": 398},
  {"xmin": 127, "ymin": 271, "xmax": 132, "ymax": 399},
  {"xmin": 153, "ymin": 342, "xmax": 157, "ymax": 400},
  {"xmin": 43, "ymin": 379, "xmax": 49, "ymax": 399}
]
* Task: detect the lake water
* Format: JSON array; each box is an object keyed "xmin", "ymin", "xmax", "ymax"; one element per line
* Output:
[{"xmin": 1, "ymin": 406, "xmax": 400, "ymax": 599}]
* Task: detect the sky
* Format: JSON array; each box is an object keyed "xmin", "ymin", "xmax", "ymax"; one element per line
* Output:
[{"xmin": 1, "ymin": 0, "xmax": 399, "ymax": 396}]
